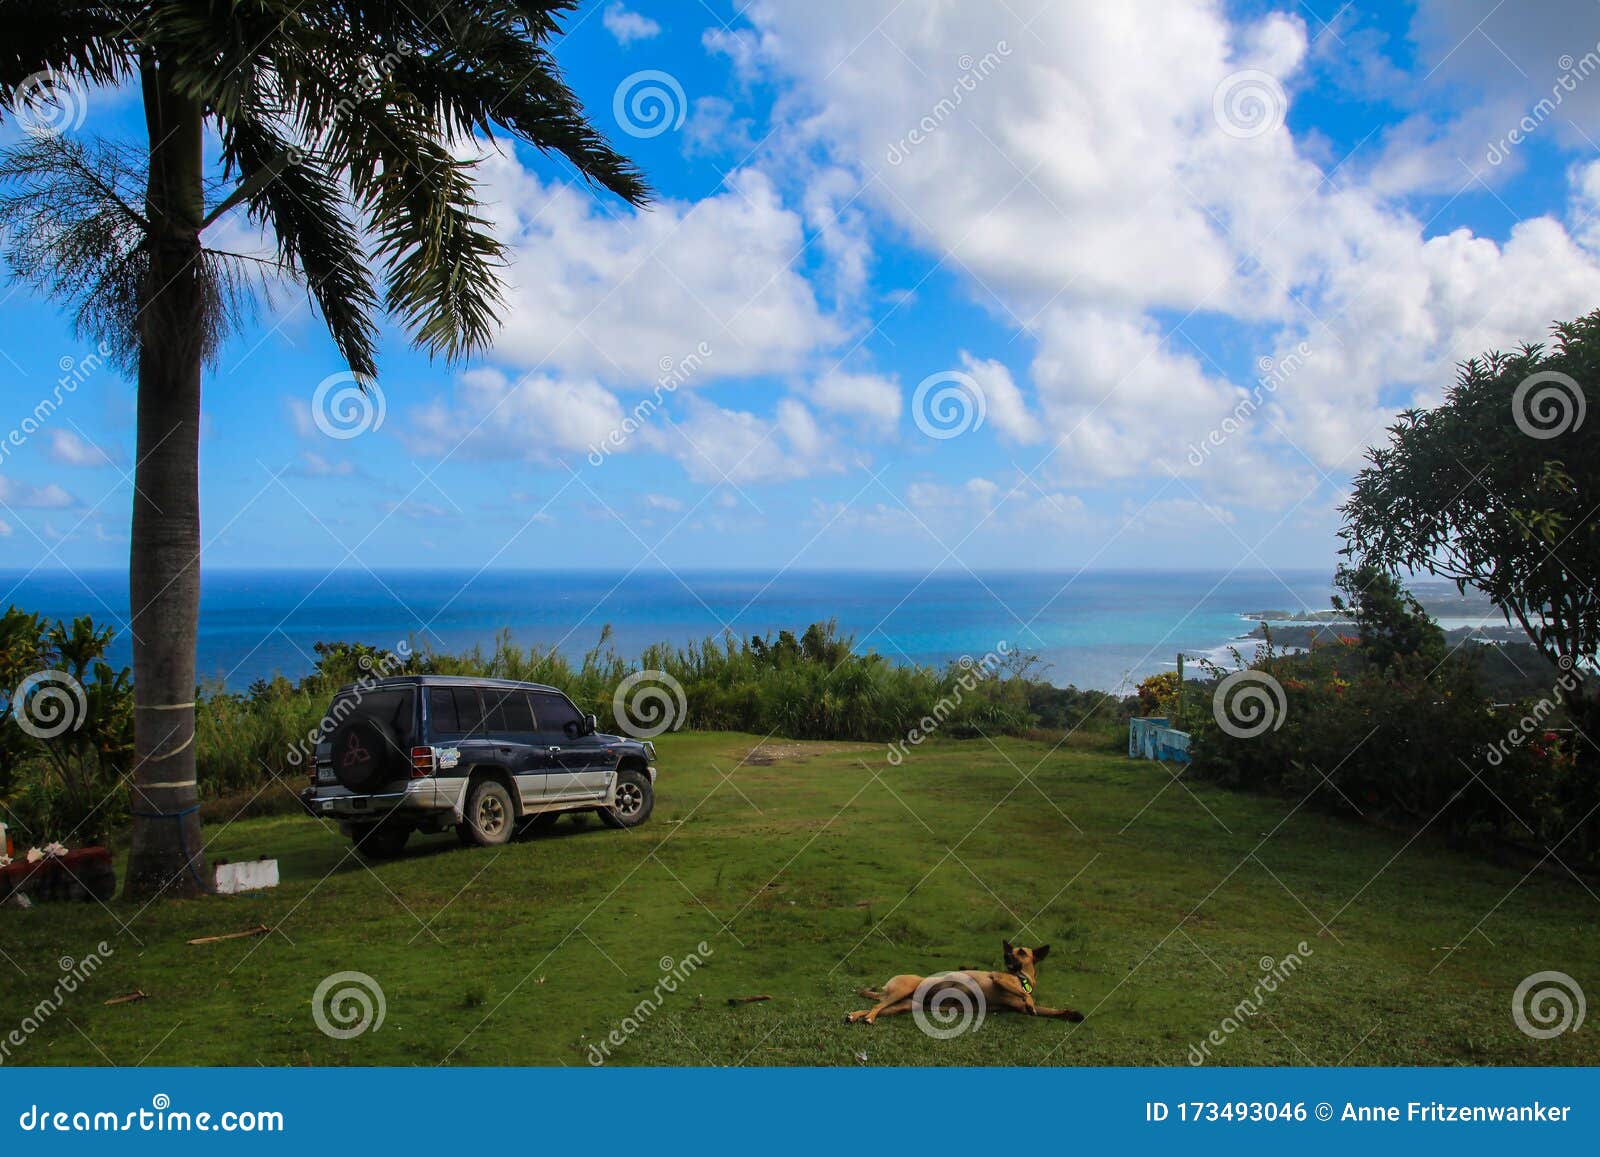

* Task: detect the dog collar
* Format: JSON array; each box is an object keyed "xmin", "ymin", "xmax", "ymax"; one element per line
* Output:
[{"xmin": 1017, "ymin": 973, "xmax": 1033, "ymax": 994}]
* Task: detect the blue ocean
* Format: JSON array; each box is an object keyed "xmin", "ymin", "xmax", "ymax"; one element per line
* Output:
[{"xmin": 0, "ymin": 568, "xmax": 1337, "ymax": 692}]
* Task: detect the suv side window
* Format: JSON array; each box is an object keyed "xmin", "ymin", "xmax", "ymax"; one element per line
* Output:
[
  {"xmin": 535, "ymin": 692, "xmax": 585, "ymax": 738},
  {"xmin": 453, "ymin": 687, "xmax": 486, "ymax": 738},
  {"xmin": 500, "ymin": 691, "xmax": 536, "ymax": 734},
  {"xmin": 427, "ymin": 687, "xmax": 459, "ymax": 736}
]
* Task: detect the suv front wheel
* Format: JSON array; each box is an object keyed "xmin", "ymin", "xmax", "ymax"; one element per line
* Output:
[
  {"xmin": 458, "ymin": 779, "xmax": 516, "ymax": 847},
  {"xmin": 599, "ymin": 768, "xmax": 653, "ymax": 829}
]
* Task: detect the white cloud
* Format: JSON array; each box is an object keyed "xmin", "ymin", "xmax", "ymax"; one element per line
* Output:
[
  {"xmin": 603, "ymin": 2, "xmax": 661, "ymax": 46},
  {"xmin": 407, "ymin": 368, "xmax": 626, "ymax": 462},
  {"xmin": 811, "ymin": 368, "xmax": 901, "ymax": 430},
  {"xmin": 47, "ymin": 429, "xmax": 114, "ymax": 467},
  {"xmin": 655, "ymin": 396, "xmax": 845, "ymax": 484},
  {"xmin": 742, "ymin": 0, "xmax": 1600, "ymax": 494},
  {"xmin": 0, "ymin": 477, "xmax": 75, "ymax": 508},
  {"xmin": 955, "ymin": 352, "xmax": 1040, "ymax": 444},
  {"xmin": 472, "ymin": 149, "xmax": 843, "ymax": 383}
]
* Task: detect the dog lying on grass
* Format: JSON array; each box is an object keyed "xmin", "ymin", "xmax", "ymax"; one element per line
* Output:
[{"xmin": 845, "ymin": 941, "xmax": 1084, "ymax": 1025}]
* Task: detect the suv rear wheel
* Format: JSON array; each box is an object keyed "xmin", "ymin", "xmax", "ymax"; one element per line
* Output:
[
  {"xmin": 598, "ymin": 768, "xmax": 653, "ymax": 829},
  {"xmin": 458, "ymin": 779, "xmax": 515, "ymax": 847}
]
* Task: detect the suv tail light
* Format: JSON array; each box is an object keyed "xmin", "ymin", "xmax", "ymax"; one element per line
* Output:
[{"xmin": 411, "ymin": 746, "xmax": 436, "ymax": 778}]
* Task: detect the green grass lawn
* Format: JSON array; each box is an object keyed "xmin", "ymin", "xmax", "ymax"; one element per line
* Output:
[{"xmin": 3, "ymin": 731, "xmax": 1596, "ymax": 1067}]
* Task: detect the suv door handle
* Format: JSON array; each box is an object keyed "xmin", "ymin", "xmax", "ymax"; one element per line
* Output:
[{"xmin": 548, "ymin": 746, "xmax": 562, "ymax": 754}]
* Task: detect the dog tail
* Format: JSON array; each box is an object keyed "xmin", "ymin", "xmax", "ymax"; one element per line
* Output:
[{"xmin": 857, "ymin": 986, "xmax": 883, "ymax": 1001}]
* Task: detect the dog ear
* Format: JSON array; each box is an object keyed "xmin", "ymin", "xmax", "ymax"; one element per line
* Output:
[
  {"xmin": 1033, "ymin": 944, "xmax": 1051, "ymax": 961},
  {"xmin": 1002, "ymin": 939, "xmax": 1014, "ymax": 959}
]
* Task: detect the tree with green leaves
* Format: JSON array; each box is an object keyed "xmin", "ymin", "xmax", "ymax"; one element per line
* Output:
[
  {"xmin": 1330, "ymin": 563, "xmax": 1447, "ymax": 673},
  {"xmin": 1, "ymin": 2, "xmax": 648, "ymax": 898},
  {"xmin": 1341, "ymin": 311, "xmax": 1599, "ymax": 729}
]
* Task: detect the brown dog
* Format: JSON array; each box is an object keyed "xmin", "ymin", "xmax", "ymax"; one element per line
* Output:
[{"xmin": 845, "ymin": 941, "xmax": 1083, "ymax": 1025}]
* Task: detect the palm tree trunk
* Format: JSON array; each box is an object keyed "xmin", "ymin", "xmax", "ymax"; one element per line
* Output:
[{"xmin": 123, "ymin": 58, "xmax": 208, "ymax": 899}]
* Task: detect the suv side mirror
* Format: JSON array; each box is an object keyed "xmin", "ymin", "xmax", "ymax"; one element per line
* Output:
[{"xmin": 583, "ymin": 713, "xmax": 599, "ymax": 736}]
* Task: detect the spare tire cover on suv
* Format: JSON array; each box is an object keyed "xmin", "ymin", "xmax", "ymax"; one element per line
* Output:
[{"xmin": 329, "ymin": 716, "xmax": 406, "ymax": 792}]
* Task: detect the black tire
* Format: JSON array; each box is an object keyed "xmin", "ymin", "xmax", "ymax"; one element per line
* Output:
[
  {"xmin": 352, "ymin": 823, "xmax": 410, "ymax": 859},
  {"xmin": 329, "ymin": 716, "xmax": 407, "ymax": 792},
  {"xmin": 457, "ymin": 779, "xmax": 516, "ymax": 847},
  {"xmin": 598, "ymin": 768, "xmax": 653, "ymax": 829}
]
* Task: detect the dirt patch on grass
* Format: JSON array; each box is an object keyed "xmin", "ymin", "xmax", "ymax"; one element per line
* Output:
[{"xmin": 741, "ymin": 743, "xmax": 820, "ymax": 766}]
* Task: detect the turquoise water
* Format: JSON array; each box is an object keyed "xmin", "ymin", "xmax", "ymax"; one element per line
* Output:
[{"xmin": 0, "ymin": 568, "xmax": 1336, "ymax": 692}]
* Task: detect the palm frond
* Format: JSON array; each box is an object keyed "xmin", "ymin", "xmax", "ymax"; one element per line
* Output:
[{"xmin": 0, "ymin": 135, "xmax": 275, "ymax": 372}]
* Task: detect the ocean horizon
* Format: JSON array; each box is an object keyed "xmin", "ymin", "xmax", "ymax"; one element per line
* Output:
[{"xmin": 1, "ymin": 566, "xmax": 1342, "ymax": 693}]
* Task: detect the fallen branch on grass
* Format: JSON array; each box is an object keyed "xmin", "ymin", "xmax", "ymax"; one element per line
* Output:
[
  {"xmin": 186, "ymin": 923, "xmax": 271, "ymax": 945},
  {"xmin": 104, "ymin": 990, "xmax": 148, "ymax": 1006}
]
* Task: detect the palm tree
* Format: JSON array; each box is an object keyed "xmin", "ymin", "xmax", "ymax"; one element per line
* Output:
[{"xmin": 1, "ymin": 2, "xmax": 648, "ymax": 899}]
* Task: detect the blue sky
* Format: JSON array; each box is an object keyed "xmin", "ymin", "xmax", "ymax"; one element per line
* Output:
[{"xmin": 4, "ymin": 0, "xmax": 1600, "ymax": 575}]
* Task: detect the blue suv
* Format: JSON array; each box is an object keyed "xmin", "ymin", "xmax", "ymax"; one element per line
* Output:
[{"xmin": 300, "ymin": 676, "xmax": 657, "ymax": 858}]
